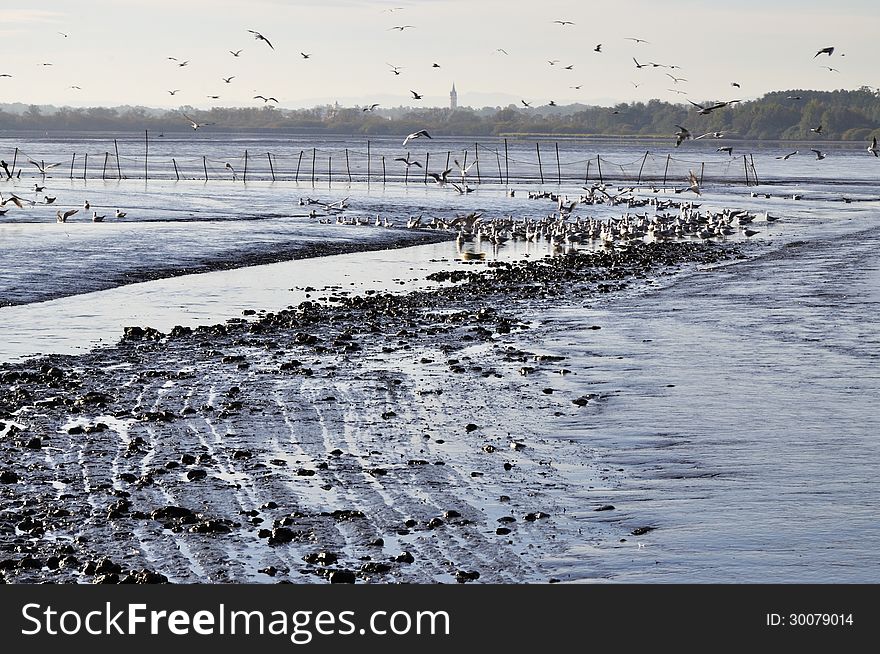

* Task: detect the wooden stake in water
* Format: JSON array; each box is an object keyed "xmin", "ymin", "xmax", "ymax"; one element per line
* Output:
[
  {"xmin": 69, "ymin": 153, "xmax": 75, "ymax": 180},
  {"xmin": 699, "ymin": 161, "xmax": 705, "ymax": 185},
  {"xmin": 311, "ymin": 148, "xmax": 316, "ymax": 186},
  {"xmin": 555, "ymin": 142, "xmax": 561, "ymax": 184},
  {"xmin": 474, "ymin": 143, "xmax": 481, "ymax": 184},
  {"xmin": 424, "ymin": 152, "xmax": 430, "ymax": 184},
  {"xmin": 82, "ymin": 154, "xmax": 88, "ymax": 180},
  {"xmin": 743, "ymin": 154, "xmax": 750, "ymax": 186},
  {"xmin": 243, "ymin": 150, "xmax": 248, "ymax": 183},
  {"xmin": 144, "ymin": 129, "xmax": 148, "ymax": 180},
  {"xmin": 636, "ymin": 150, "xmax": 649, "ymax": 185},
  {"xmin": 172, "ymin": 158, "xmax": 180, "ymax": 181},
  {"xmin": 367, "ymin": 140, "xmax": 371, "ymax": 183},
  {"xmin": 504, "ymin": 138, "xmax": 509, "ymax": 185},
  {"xmin": 102, "ymin": 152, "xmax": 108, "ymax": 180},
  {"xmin": 662, "ymin": 153, "xmax": 671, "ymax": 188},
  {"xmin": 11, "ymin": 147, "xmax": 18, "ymax": 177},
  {"xmin": 536, "ymin": 142, "xmax": 544, "ymax": 184},
  {"xmin": 585, "ymin": 160, "xmax": 591, "ymax": 185},
  {"xmin": 295, "ymin": 150, "xmax": 303, "ymax": 182},
  {"xmin": 596, "ymin": 155, "xmax": 603, "ymax": 184},
  {"xmin": 495, "ymin": 149, "xmax": 503, "ymax": 184},
  {"xmin": 445, "ymin": 151, "xmax": 451, "ymax": 174},
  {"xmin": 114, "ymin": 139, "xmax": 122, "ymax": 179},
  {"xmin": 382, "ymin": 156, "xmax": 386, "ymax": 184},
  {"xmin": 750, "ymin": 154, "xmax": 759, "ymax": 186},
  {"xmin": 267, "ymin": 153, "xmax": 275, "ymax": 181},
  {"xmin": 328, "ymin": 155, "xmax": 332, "ymax": 186},
  {"xmin": 345, "ymin": 148, "xmax": 352, "ymax": 183},
  {"xmin": 203, "ymin": 155, "xmax": 208, "ymax": 180},
  {"xmin": 404, "ymin": 151, "xmax": 410, "ymax": 184}
]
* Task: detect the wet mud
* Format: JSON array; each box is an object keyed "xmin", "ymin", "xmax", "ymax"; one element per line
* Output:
[{"xmin": 0, "ymin": 241, "xmax": 738, "ymax": 583}]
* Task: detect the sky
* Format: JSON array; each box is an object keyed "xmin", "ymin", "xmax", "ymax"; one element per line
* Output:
[{"xmin": 0, "ymin": 0, "xmax": 877, "ymax": 111}]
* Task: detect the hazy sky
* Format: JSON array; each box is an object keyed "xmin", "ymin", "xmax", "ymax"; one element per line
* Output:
[{"xmin": 0, "ymin": 0, "xmax": 877, "ymax": 110}]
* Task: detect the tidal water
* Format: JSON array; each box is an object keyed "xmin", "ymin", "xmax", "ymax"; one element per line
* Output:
[{"xmin": 1, "ymin": 132, "xmax": 878, "ymax": 582}]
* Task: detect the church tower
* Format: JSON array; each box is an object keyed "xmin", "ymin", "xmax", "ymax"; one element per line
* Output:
[{"xmin": 450, "ymin": 83, "xmax": 458, "ymax": 110}]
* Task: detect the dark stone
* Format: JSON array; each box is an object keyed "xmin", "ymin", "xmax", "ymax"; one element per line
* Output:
[
  {"xmin": 24, "ymin": 437, "xmax": 42, "ymax": 449},
  {"xmin": 0, "ymin": 470, "xmax": 19, "ymax": 484},
  {"xmin": 631, "ymin": 526, "xmax": 655, "ymax": 536},
  {"xmin": 595, "ymin": 505, "xmax": 615, "ymax": 512},
  {"xmin": 303, "ymin": 551, "xmax": 338, "ymax": 566},
  {"xmin": 186, "ymin": 469, "xmax": 207, "ymax": 481},
  {"xmin": 329, "ymin": 570, "xmax": 356, "ymax": 584},
  {"xmin": 465, "ymin": 423, "xmax": 479, "ymax": 433},
  {"xmin": 395, "ymin": 551, "xmax": 414, "ymax": 564},
  {"xmin": 455, "ymin": 570, "xmax": 480, "ymax": 583},
  {"xmin": 524, "ymin": 512, "xmax": 550, "ymax": 522},
  {"xmin": 496, "ymin": 527, "xmax": 511, "ymax": 535}
]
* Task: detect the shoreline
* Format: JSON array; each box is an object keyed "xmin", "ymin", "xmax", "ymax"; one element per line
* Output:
[{"xmin": 0, "ymin": 240, "xmax": 740, "ymax": 584}]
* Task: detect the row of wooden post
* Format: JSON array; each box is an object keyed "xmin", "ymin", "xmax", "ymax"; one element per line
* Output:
[{"xmin": 38, "ymin": 135, "xmax": 759, "ymax": 186}]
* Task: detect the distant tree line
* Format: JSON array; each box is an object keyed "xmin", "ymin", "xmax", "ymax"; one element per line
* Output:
[{"xmin": 2, "ymin": 88, "xmax": 879, "ymax": 141}]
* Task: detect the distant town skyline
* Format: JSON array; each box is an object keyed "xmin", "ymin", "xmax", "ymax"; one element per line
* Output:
[{"xmin": 0, "ymin": 1, "xmax": 877, "ymax": 112}]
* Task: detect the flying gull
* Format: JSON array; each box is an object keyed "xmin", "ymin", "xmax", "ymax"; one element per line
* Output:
[
  {"xmin": 402, "ymin": 130, "xmax": 431, "ymax": 146},
  {"xmin": 688, "ymin": 100, "xmax": 729, "ymax": 115},
  {"xmin": 248, "ymin": 30, "xmax": 274, "ymax": 50},
  {"xmin": 394, "ymin": 155, "xmax": 422, "ymax": 168},
  {"xmin": 674, "ymin": 125, "xmax": 691, "ymax": 147}
]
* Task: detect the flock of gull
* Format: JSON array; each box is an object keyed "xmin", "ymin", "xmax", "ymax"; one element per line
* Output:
[
  {"xmin": 1, "ymin": 10, "xmax": 877, "ymax": 231},
  {"xmin": 294, "ymin": 180, "xmax": 780, "ymax": 255}
]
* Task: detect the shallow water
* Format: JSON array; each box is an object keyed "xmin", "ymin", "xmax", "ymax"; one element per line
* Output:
[
  {"xmin": 2, "ymin": 133, "xmax": 879, "ymax": 583},
  {"xmin": 531, "ymin": 225, "xmax": 880, "ymax": 582}
]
